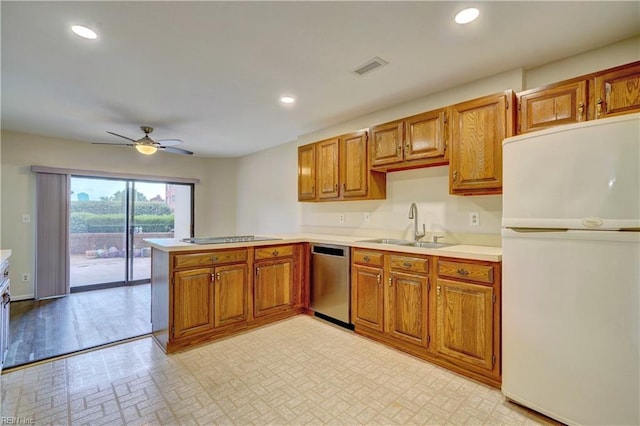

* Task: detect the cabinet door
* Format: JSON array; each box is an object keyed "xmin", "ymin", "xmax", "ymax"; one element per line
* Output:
[
  {"xmin": 351, "ymin": 264, "xmax": 384, "ymax": 332},
  {"xmin": 593, "ymin": 62, "xmax": 640, "ymax": 119},
  {"xmin": 387, "ymin": 271, "xmax": 429, "ymax": 347},
  {"xmin": 340, "ymin": 130, "xmax": 368, "ymax": 198},
  {"xmin": 298, "ymin": 143, "xmax": 316, "ymax": 201},
  {"xmin": 436, "ymin": 278, "xmax": 494, "ymax": 371},
  {"xmin": 517, "ymin": 80, "xmax": 587, "ymax": 134},
  {"xmin": 173, "ymin": 268, "xmax": 214, "ymax": 338},
  {"xmin": 254, "ymin": 259, "xmax": 293, "ymax": 317},
  {"xmin": 370, "ymin": 120, "xmax": 404, "ymax": 167},
  {"xmin": 213, "ymin": 264, "xmax": 248, "ymax": 327},
  {"xmin": 450, "ymin": 91, "xmax": 514, "ymax": 195},
  {"xmin": 316, "ymin": 138, "xmax": 340, "ymax": 199},
  {"xmin": 405, "ymin": 109, "xmax": 448, "ymax": 163}
]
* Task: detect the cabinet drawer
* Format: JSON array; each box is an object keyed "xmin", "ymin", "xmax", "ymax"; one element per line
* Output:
[
  {"xmin": 389, "ymin": 255, "xmax": 429, "ymax": 274},
  {"xmin": 437, "ymin": 260, "xmax": 494, "ymax": 284},
  {"xmin": 352, "ymin": 250, "xmax": 383, "ymax": 266},
  {"xmin": 174, "ymin": 250, "xmax": 248, "ymax": 269},
  {"xmin": 255, "ymin": 245, "xmax": 293, "ymax": 260}
]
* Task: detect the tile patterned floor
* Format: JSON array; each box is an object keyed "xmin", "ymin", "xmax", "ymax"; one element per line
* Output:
[{"xmin": 1, "ymin": 316, "xmax": 556, "ymax": 425}]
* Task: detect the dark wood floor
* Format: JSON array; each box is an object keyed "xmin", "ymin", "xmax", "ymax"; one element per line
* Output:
[{"xmin": 5, "ymin": 284, "xmax": 151, "ymax": 368}]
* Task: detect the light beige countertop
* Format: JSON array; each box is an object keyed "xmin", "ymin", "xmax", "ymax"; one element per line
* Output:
[
  {"xmin": 146, "ymin": 233, "xmax": 502, "ymax": 262},
  {"xmin": 0, "ymin": 250, "xmax": 11, "ymax": 265}
]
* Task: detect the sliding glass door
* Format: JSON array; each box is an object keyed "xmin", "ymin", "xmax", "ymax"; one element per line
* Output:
[{"xmin": 70, "ymin": 177, "xmax": 193, "ymax": 290}]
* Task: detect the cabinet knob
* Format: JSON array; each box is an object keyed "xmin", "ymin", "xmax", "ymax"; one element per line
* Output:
[
  {"xmin": 216, "ymin": 272, "xmax": 221, "ymax": 281},
  {"xmin": 388, "ymin": 277, "xmax": 393, "ymax": 287},
  {"xmin": 403, "ymin": 262, "xmax": 413, "ymax": 268},
  {"xmin": 363, "ymin": 256, "xmax": 370, "ymax": 262},
  {"xmin": 272, "ymin": 250, "xmax": 279, "ymax": 256},
  {"xmin": 335, "ymin": 183, "xmax": 339, "ymax": 192},
  {"xmin": 578, "ymin": 102, "xmax": 585, "ymax": 120},
  {"xmin": 456, "ymin": 268, "xmax": 469, "ymax": 276},
  {"xmin": 210, "ymin": 256, "xmax": 218, "ymax": 262},
  {"xmin": 396, "ymin": 145, "xmax": 402, "ymax": 156},
  {"xmin": 210, "ymin": 273, "xmax": 215, "ymax": 282},
  {"xmin": 596, "ymin": 98, "xmax": 603, "ymax": 118}
]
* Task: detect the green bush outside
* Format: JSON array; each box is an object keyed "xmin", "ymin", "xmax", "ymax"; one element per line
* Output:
[
  {"xmin": 70, "ymin": 212, "xmax": 174, "ymax": 233},
  {"xmin": 71, "ymin": 200, "xmax": 172, "ymax": 216}
]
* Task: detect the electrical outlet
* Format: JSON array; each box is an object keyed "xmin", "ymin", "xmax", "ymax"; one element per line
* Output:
[
  {"xmin": 469, "ymin": 212, "xmax": 480, "ymax": 227},
  {"xmin": 364, "ymin": 212, "xmax": 371, "ymax": 222},
  {"xmin": 338, "ymin": 213, "xmax": 345, "ymax": 224},
  {"xmin": 21, "ymin": 273, "xmax": 30, "ymax": 282}
]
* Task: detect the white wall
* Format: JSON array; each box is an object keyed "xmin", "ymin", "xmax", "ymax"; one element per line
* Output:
[
  {"xmin": 0, "ymin": 131, "xmax": 237, "ymax": 298},
  {"xmin": 236, "ymin": 37, "xmax": 639, "ymax": 243}
]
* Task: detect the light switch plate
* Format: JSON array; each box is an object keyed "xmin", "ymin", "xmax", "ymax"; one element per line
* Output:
[
  {"xmin": 338, "ymin": 213, "xmax": 345, "ymax": 224},
  {"xmin": 364, "ymin": 212, "xmax": 371, "ymax": 222}
]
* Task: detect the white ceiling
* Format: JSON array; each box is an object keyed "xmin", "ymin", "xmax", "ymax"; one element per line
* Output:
[{"xmin": 2, "ymin": 1, "xmax": 639, "ymax": 158}]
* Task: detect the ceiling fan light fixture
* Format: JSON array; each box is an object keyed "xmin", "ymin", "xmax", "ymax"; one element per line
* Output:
[
  {"xmin": 135, "ymin": 144, "xmax": 158, "ymax": 155},
  {"xmin": 280, "ymin": 96, "xmax": 295, "ymax": 104},
  {"xmin": 71, "ymin": 25, "xmax": 98, "ymax": 39}
]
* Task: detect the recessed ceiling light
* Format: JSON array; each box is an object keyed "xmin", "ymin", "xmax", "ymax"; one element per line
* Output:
[
  {"xmin": 280, "ymin": 96, "xmax": 295, "ymax": 104},
  {"xmin": 71, "ymin": 25, "xmax": 97, "ymax": 39},
  {"xmin": 455, "ymin": 8, "xmax": 480, "ymax": 24}
]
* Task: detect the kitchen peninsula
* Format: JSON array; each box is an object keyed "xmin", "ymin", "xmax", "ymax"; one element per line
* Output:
[{"xmin": 148, "ymin": 234, "xmax": 503, "ymax": 387}]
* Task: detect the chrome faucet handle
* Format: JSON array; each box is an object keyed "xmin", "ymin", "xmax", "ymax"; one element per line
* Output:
[{"xmin": 432, "ymin": 235, "xmax": 444, "ymax": 243}]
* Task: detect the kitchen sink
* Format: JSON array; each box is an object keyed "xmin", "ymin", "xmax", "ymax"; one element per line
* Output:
[
  {"xmin": 404, "ymin": 241, "xmax": 456, "ymax": 249},
  {"xmin": 357, "ymin": 238, "xmax": 412, "ymax": 245}
]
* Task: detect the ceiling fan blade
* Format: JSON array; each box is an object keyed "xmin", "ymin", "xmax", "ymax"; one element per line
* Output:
[
  {"xmin": 160, "ymin": 146, "xmax": 193, "ymax": 155},
  {"xmin": 106, "ymin": 131, "xmax": 137, "ymax": 142},
  {"xmin": 92, "ymin": 142, "xmax": 135, "ymax": 147},
  {"xmin": 156, "ymin": 138, "xmax": 183, "ymax": 146}
]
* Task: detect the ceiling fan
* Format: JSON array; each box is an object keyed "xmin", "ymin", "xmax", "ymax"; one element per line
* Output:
[{"xmin": 94, "ymin": 126, "xmax": 193, "ymax": 155}]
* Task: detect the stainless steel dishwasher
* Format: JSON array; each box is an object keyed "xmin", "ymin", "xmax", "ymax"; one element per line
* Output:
[{"xmin": 310, "ymin": 243, "xmax": 352, "ymax": 327}]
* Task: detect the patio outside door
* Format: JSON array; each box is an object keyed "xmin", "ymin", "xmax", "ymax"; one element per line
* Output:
[{"xmin": 70, "ymin": 177, "xmax": 193, "ymax": 290}]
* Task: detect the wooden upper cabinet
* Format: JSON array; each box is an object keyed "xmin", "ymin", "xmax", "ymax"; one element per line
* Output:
[
  {"xmin": 370, "ymin": 108, "xmax": 449, "ymax": 171},
  {"xmin": 341, "ymin": 131, "xmax": 369, "ymax": 198},
  {"xmin": 405, "ymin": 109, "xmax": 449, "ymax": 162},
  {"xmin": 450, "ymin": 91, "xmax": 515, "ymax": 195},
  {"xmin": 297, "ymin": 144, "xmax": 316, "ymax": 201},
  {"xmin": 298, "ymin": 131, "xmax": 386, "ymax": 202},
  {"xmin": 517, "ymin": 80, "xmax": 587, "ymax": 134},
  {"xmin": 316, "ymin": 138, "xmax": 340, "ymax": 199},
  {"xmin": 593, "ymin": 61, "xmax": 640, "ymax": 119},
  {"xmin": 370, "ymin": 120, "xmax": 404, "ymax": 167}
]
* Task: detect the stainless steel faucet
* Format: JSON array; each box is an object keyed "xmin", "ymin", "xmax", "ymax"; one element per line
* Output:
[{"xmin": 408, "ymin": 203, "xmax": 426, "ymax": 241}]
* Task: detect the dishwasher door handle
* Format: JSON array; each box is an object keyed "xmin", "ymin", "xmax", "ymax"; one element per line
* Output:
[{"xmin": 311, "ymin": 245, "xmax": 346, "ymax": 257}]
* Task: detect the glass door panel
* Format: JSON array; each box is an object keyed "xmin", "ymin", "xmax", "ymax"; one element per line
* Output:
[{"xmin": 70, "ymin": 177, "xmax": 127, "ymax": 288}]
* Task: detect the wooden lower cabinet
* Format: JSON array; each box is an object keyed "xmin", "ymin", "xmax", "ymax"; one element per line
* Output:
[
  {"xmin": 154, "ymin": 245, "xmax": 305, "ymax": 353},
  {"xmin": 351, "ymin": 263, "xmax": 384, "ymax": 332},
  {"xmin": 351, "ymin": 249, "xmax": 502, "ymax": 388},
  {"xmin": 435, "ymin": 278, "xmax": 494, "ymax": 371},
  {"xmin": 173, "ymin": 267, "xmax": 215, "ymax": 338},
  {"xmin": 213, "ymin": 264, "xmax": 248, "ymax": 327},
  {"xmin": 254, "ymin": 258, "xmax": 293, "ymax": 317},
  {"xmin": 387, "ymin": 270, "xmax": 429, "ymax": 346},
  {"xmin": 351, "ymin": 250, "xmax": 430, "ymax": 349}
]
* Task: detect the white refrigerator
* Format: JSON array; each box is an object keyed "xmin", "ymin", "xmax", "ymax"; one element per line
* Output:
[{"xmin": 501, "ymin": 113, "xmax": 640, "ymax": 426}]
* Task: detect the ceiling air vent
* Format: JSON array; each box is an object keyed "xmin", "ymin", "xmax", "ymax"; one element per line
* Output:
[{"xmin": 352, "ymin": 57, "xmax": 388, "ymax": 77}]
